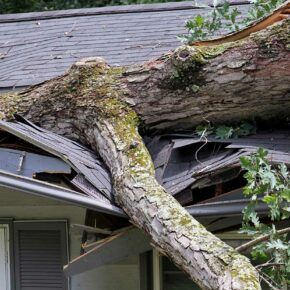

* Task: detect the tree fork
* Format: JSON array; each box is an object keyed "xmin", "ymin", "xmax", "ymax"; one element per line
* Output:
[{"xmin": 1, "ymin": 19, "xmax": 290, "ymax": 290}]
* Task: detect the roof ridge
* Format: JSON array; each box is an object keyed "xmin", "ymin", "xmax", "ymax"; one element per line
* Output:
[{"xmin": 0, "ymin": 1, "xmax": 250, "ymax": 23}]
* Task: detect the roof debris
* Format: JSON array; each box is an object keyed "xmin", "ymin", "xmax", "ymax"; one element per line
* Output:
[
  {"xmin": 0, "ymin": 116, "xmax": 289, "ymax": 226},
  {"xmin": 146, "ymin": 131, "xmax": 290, "ymax": 204},
  {"xmin": 0, "ymin": 115, "xmax": 114, "ymax": 204}
]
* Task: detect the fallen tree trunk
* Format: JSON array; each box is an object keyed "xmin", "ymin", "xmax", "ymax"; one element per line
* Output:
[{"xmin": 1, "ymin": 18, "xmax": 289, "ymax": 290}]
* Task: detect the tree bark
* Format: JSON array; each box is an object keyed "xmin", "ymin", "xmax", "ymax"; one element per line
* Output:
[{"xmin": 1, "ymin": 19, "xmax": 289, "ymax": 290}]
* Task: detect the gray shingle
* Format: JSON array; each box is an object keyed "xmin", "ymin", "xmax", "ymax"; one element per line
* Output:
[{"xmin": 0, "ymin": 1, "xmax": 250, "ymax": 89}]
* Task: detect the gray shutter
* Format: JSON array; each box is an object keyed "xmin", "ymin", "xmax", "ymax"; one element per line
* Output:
[{"xmin": 14, "ymin": 222, "xmax": 68, "ymax": 290}]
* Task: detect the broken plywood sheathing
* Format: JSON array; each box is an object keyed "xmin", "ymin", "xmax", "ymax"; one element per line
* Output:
[{"xmin": 0, "ymin": 147, "xmax": 71, "ymax": 177}]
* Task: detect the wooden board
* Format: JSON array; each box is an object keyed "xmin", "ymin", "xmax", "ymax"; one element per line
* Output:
[{"xmin": 63, "ymin": 227, "xmax": 151, "ymax": 276}]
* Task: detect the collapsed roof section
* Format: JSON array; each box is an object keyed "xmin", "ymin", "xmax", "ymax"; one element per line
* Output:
[
  {"xmin": 0, "ymin": 115, "xmax": 113, "ymax": 202},
  {"xmin": 146, "ymin": 131, "xmax": 290, "ymax": 205},
  {"xmin": 0, "ymin": 115, "xmax": 126, "ymax": 217},
  {"xmin": 0, "ymin": 115, "xmax": 289, "ymax": 225},
  {"xmin": 0, "ymin": 169, "xmax": 125, "ymax": 217}
]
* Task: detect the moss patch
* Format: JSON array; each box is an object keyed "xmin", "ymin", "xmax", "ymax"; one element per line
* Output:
[{"xmin": 0, "ymin": 92, "xmax": 23, "ymax": 120}]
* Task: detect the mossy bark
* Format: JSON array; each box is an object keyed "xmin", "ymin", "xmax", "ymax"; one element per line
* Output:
[{"xmin": 1, "ymin": 19, "xmax": 289, "ymax": 290}]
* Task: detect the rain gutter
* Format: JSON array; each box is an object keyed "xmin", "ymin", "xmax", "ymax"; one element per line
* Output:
[
  {"xmin": 0, "ymin": 170, "xmax": 268, "ymax": 219},
  {"xmin": 0, "ymin": 170, "xmax": 126, "ymax": 218},
  {"xmin": 186, "ymin": 199, "xmax": 269, "ymax": 217}
]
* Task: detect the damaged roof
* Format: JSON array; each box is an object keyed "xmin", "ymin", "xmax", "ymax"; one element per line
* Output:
[
  {"xmin": 0, "ymin": 115, "xmax": 113, "ymax": 204},
  {"xmin": 146, "ymin": 132, "xmax": 290, "ymax": 198},
  {"xmin": 0, "ymin": 1, "xmax": 251, "ymax": 89},
  {"xmin": 0, "ymin": 116, "xmax": 289, "ymax": 225},
  {"xmin": 0, "ymin": 115, "xmax": 126, "ymax": 217}
]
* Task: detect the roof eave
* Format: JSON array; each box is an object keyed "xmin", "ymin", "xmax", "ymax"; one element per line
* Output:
[{"xmin": 0, "ymin": 170, "xmax": 127, "ymax": 218}]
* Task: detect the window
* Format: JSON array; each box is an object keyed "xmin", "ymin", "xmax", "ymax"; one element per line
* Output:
[
  {"xmin": 162, "ymin": 255, "xmax": 199, "ymax": 290},
  {"xmin": 14, "ymin": 221, "xmax": 68, "ymax": 290},
  {"xmin": 0, "ymin": 221, "xmax": 68, "ymax": 290},
  {"xmin": 152, "ymin": 250, "xmax": 199, "ymax": 290}
]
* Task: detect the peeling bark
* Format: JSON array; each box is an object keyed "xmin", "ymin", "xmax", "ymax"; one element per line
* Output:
[{"xmin": 1, "ymin": 19, "xmax": 290, "ymax": 290}]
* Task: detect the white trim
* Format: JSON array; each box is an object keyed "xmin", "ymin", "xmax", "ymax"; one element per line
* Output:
[
  {"xmin": 0, "ymin": 224, "xmax": 10, "ymax": 290},
  {"xmin": 153, "ymin": 249, "xmax": 162, "ymax": 290}
]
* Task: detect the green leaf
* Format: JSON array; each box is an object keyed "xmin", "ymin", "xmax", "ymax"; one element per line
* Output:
[
  {"xmin": 239, "ymin": 156, "xmax": 253, "ymax": 170},
  {"xmin": 262, "ymin": 171, "xmax": 277, "ymax": 189},
  {"xmin": 235, "ymin": 122, "xmax": 256, "ymax": 136},
  {"xmin": 215, "ymin": 125, "xmax": 234, "ymax": 139},
  {"xmin": 195, "ymin": 124, "xmax": 213, "ymax": 137},
  {"xmin": 195, "ymin": 15, "xmax": 204, "ymax": 27},
  {"xmin": 263, "ymin": 195, "xmax": 277, "ymax": 204},
  {"xmin": 243, "ymin": 203, "xmax": 260, "ymax": 227},
  {"xmin": 281, "ymin": 207, "xmax": 290, "ymax": 219},
  {"xmin": 279, "ymin": 163, "xmax": 289, "ymax": 180},
  {"xmin": 267, "ymin": 239, "xmax": 289, "ymax": 250},
  {"xmin": 251, "ymin": 243, "xmax": 268, "ymax": 261},
  {"xmin": 256, "ymin": 147, "xmax": 268, "ymax": 160},
  {"xmin": 281, "ymin": 189, "xmax": 290, "ymax": 202}
]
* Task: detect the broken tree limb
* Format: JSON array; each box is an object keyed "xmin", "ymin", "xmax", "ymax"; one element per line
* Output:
[
  {"xmin": 236, "ymin": 227, "xmax": 290, "ymax": 253},
  {"xmin": 1, "ymin": 17, "xmax": 290, "ymax": 290},
  {"xmin": 126, "ymin": 19, "xmax": 290, "ymax": 131}
]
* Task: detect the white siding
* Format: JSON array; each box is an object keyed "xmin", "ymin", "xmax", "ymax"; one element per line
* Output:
[
  {"xmin": 0, "ymin": 188, "xmax": 140, "ymax": 290},
  {"xmin": 72, "ymin": 263, "xmax": 140, "ymax": 290}
]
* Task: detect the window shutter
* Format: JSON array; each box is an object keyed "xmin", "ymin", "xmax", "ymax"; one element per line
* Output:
[{"xmin": 14, "ymin": 222, "xmax": 68, "ymax": 290}]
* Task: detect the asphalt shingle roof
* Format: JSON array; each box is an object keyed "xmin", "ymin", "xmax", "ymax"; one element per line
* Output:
[{"xmin": 0, "ymin": 1, "xmax": 250, "ymax": 89}]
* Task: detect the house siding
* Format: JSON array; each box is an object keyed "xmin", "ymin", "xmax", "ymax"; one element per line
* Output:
[{"xmin": 0, "ymin": 188, "xmax": 140, "ymax": 290}]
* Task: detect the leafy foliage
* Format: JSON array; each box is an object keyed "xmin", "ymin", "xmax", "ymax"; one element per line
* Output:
[
  {"xmin": 245, "ymin": 0, "xmax": 285, "ymax": 23},
  {"xmin": 240, "ymin": 148, "xmax": 290, "ymax": 289},
  {"xmin": 195, "ymin": 121, "xmax": 256, "ymax": 139},
  {"xmin": 179, "ymin": 1, "xmax": 241, "ymax": 43},
  {"xmin": 215, "ymin": 125, "xmax": 235, "ymax": 139},
  {"xmin": 195, "ymin": 123, "xmax": 214, "ymax": 137},
  {"xmin": 180, "ymin": 0, "xmax": 286, "ymax": 44}
]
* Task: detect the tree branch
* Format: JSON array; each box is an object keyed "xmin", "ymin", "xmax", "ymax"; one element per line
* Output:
[
  {"xmin": 256, "ymin": 268, "xmax": 281, "ymax": 290},
  {"xmin": 236, "ymin": 227, "xmax": 290, "ymax": 253},
  {"xmin": 256, "ymin": 262, "xmax": 284, "ymax": 269}
]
